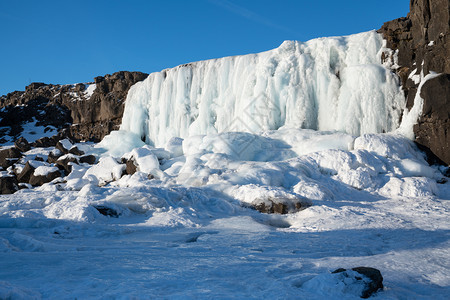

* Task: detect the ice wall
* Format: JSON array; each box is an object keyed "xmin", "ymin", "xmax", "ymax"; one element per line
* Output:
[{"xmin": 120, "ymin": 31, "xmax": 405, "ymax": 147}]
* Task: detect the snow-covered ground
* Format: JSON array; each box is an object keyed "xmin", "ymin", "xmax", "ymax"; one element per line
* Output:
[
  {"xmin": 1, "ymin": 129, "xmax": 449, "ymax": 299},
  {"xmin": 1, "ymin": 31, "xmax": 449, "ymax": 299}
]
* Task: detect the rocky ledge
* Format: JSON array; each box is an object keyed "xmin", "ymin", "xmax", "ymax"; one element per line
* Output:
[
  {"xmin": 0, "ymin": 71, "xmax": 148, "ymax": 144},
  {"xmin": 378, "ymin": 0, "xmax": 449, "ymax": 165}
]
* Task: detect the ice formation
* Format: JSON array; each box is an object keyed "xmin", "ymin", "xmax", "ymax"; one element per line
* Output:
[{"xmin": 119, "ymin": 31, "xmax": 405, "ymax": 148}]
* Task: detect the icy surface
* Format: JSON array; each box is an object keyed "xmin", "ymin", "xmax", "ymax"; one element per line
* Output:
[
  {"xmin": 120, "ymin": 31, "xmax": 406, "ymax": 148},
  {"xmin": 1, "ymin": 130, "xmax": 449, "ymax": 299}
]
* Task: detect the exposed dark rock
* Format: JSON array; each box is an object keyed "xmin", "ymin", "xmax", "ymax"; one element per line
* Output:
[
  {"xmin": 14, "ymin": 137, "xmax": 31, "ymax": 152},
  {"xmin": 55, "ymin": 139, "xmax": 73, "ymax": 154},
  {"xmin": 122, "ymin": 158, "xmax": 137, "ymax": 175},
  {"xmin": 56, "ymin": 156, "xmax": 79, "ymax": 174},
  {"xmin": 17, "ymin": 162, "xmax": 35, "ymax": 183},
  {"xmin": 0, "ymin": 175, "xmax": 19, "ymax": 194},
  {"xmin": 79, "ymin": 155, "xmax": 96, "ymax": 164},
  {"xmin": 29, "ymin": 169, "xmax": 61, "ymax": 186},
  {"xmin": 93, "ymin": 205, "xmax": 119, "ymax": 218},
  {"xmin": 378, "ymin": 0, "xmax": 450, "ymax": 165},
  {"xmin": 68, "ymin": 146, "xmax": 84, "ymax": 156},
  {"xmin": 33, "ymin": 136, "xmax": 56, "ymax": 148},
  {"xmin": 0, "ymin": 147, "xmax": 22, "ymax": 169},
  {"xmin": 252, "ymin": 197, "xmax": 309, "ymax": 214},
  {"xmin": 0, "ymin": 71, "xmax": 148, "ymax": 143},
  {"xmin": 47, "ymin": 150, "xmax": 63, "ymax": 164},
  {"xmin": 414, "ymin": 74, "xmax": 450, "ymax": 164},
  {"xmin": 332, "ymin": 267, "xmax": 384, "ymax": 298}
]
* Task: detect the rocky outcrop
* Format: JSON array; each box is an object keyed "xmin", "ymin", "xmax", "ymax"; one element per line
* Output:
[
  {"xmin": 378, "ymin": 0, "xmax": 450, "ymax": 165},
  {"xmin": 0, "ymin": 71, "xmax": 148, "ymax": 143}
]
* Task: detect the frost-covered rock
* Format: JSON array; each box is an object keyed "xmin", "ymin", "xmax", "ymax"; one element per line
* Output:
[
  {"xmin": 83, "ymin": 156, "xmax": 125, "ymax": 186},
  {"xmin": 121, "ymin": 145, "xmax": 162, "ymax": 177},
  {"xmin": 331, "ymin": 267, "xmax": 384, "ymax": 298},
  {"xmin": 29, "ymin": 166, "xmax": 61, "ymax": 186}
]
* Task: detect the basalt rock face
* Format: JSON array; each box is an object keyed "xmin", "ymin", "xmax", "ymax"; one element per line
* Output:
[
  {"xmin": 0, "ymin": 71, "xmax": 148, "ymax": 144},
  {"xmin": 378, "ymin": 0, "xmax": 450, "ymax": 165}
]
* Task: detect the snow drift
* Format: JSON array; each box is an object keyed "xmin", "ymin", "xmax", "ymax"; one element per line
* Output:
[{"xmin": 119, "ymin": 31, "xmax": 405, "ymax": 148}]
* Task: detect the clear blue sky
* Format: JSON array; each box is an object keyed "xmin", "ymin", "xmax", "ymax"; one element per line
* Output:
[{"xmin": 0, "ymin": 0, "xmax": 409, "ymax": 96}]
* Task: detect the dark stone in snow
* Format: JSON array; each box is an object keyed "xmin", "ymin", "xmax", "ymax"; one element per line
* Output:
[
  {"xmin": 121, "ymin": 158, "xmax": 137, "ymax": 175},
  {"xmin": 33, "ymin": 136, "xmax": 56, "ymax": 148},
  {"xmin": 14, "ymin": 137, "xmax": 31, "ymax": 152},
  {"xmin": 56, "ymin": 140, "xmax": 73, "ymax": 154},
  {"xmin": 68, "ymin": 146, "xmax": 84, "ymax": 156},
  {"xmin": 47, "ymin": 151, "xmax": 62, "ymax": 164},
  {"xmin": 252, "ymin": 197, "xmax": 309, "ymax": 214},
  {"xmin": 0, "ymin": 175, "xmax": 19, "ymax": 194},
  {"xmin": 17, "ymin": 162, "xmax": 35, "ymax": 183},
  {"xmin": 29, "ymin": 169, "xmax": 61, "ymax": 186},
  {"xmin": 56, "ymin": 156, "xmax": 78, "ymax": 174},
  {"xmin": 79, "ymin": 154, "xmax": 96, "ymax": 164},
  {"xmin": 332, "ymin": 267, "xmax": 384, "ymax": 299},
  {"xmin": 0, "ymin": 147, "xmax": 22, "ymax": 169},
  {"xmin": 93, "ymin": 205, "xmax": 119, "ymax": 218}
]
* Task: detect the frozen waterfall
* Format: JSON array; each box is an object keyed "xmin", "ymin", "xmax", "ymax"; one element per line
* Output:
[{"xmin": 119, "ymin": 31, "xmax": 405, "ymax": 148}]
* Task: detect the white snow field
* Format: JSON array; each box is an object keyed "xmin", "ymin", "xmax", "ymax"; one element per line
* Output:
[{"xmin": 1, "ymin": 31, "xmax": 449, "ymax": 299}]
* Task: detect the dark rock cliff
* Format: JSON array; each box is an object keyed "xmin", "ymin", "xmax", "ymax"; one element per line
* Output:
[
  {"xmin": 378, "ymin": 0, "xmax": 450, "ymax": 165},
  {"xmin": 0, "ymin": 71, "xmax": 148, "ymax": 143}
]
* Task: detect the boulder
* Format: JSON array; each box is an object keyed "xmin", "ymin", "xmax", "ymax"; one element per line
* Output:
[
  {"xmin": 332, "ymin": 267, "xmax": 383, "ymax": 299},
  {"xmin": 0, "ymin": 147, "xmax": 22, "ymax": 168},
  {"xmin": 17, "ymin": 162, "xmax": 35, "ymax": 183},
  {"xmin": 14, "ymin": 137, "xmax": 31, "ymax": 152},
  {"xmin": 33, "ymin": 136, "xmax": 56, "ymax": 148},
  {"xmin": 56, "ymin": 155, "xmax": 79, "ymax": 174},
  {"xmin": 68, "ymin": 146, "xmax": 84, "ymax": 156},
  {"xmin": 47, "ymin": 150, "xmax": 63, "ymax": 163},
  {"xmin": 122, "ymin": 158, "xmax": 137, "ymax": 175},
  {"xmin": 79, "ymin": 155, "xmax": 96, "ymax": 164},
  {"xmin": 56, "ymin": 139, "xmax": 74, "ymax": 154},
  {"xmin": 0, "ymin": 174, "xmax": 19, "ymax": 194},
  {"xmin": 93, "ymin": 205, "xmax": 119, "ymax": 218},
  {"xmin": 29, "ymin": 168, "xmax": 61, "ymax": 186},
  {"xmin": 252, "ymin": 197, "xmax": 310, "ymax": 214}
]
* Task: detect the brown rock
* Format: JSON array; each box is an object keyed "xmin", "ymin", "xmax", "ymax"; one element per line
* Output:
[
  {"xmin": 33, "ymin": 136, "xmax": 56, "ymax": 148},
  {"xmin": 56, "ymin": 156, "xmax": 79, "ymax": 174},
  {"xmin": 252, "ymin": 197, "xmax": 310, "ymax": 214},
  {"xmin": 0, "ymin": 71, "xmax": 148, "ymax": 144},
  {"xmin": 17, "ymin": 162, "xmax": 35, "ymax": 183},
  {"xmin": 29, "ymin": 169, "xmax": 61, "ymax": 186},
  {"xmin": 378, "ymin": 0, "xmax": 450, "ymax": 165},
  {"xmin": 14, "ymin": 137, "xmax": 31, "ymax": 152},
  {"xmin": 68, "ymin": 146, "xmax": 84, "ymax": 156},
  {"xmin": 0, "ymin": 147, "xmax": 22, "ymax": 168},
  {"xmin": 0, "ymin": 175, "xmax": 19, "ymax": 194},
  {"xmin": 414, "ymin": 74, "xmax": 450, "ymax": 165},
  {"xmin": 79, "ymin": 155, "xmax": 96, "ymax": 164}
]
